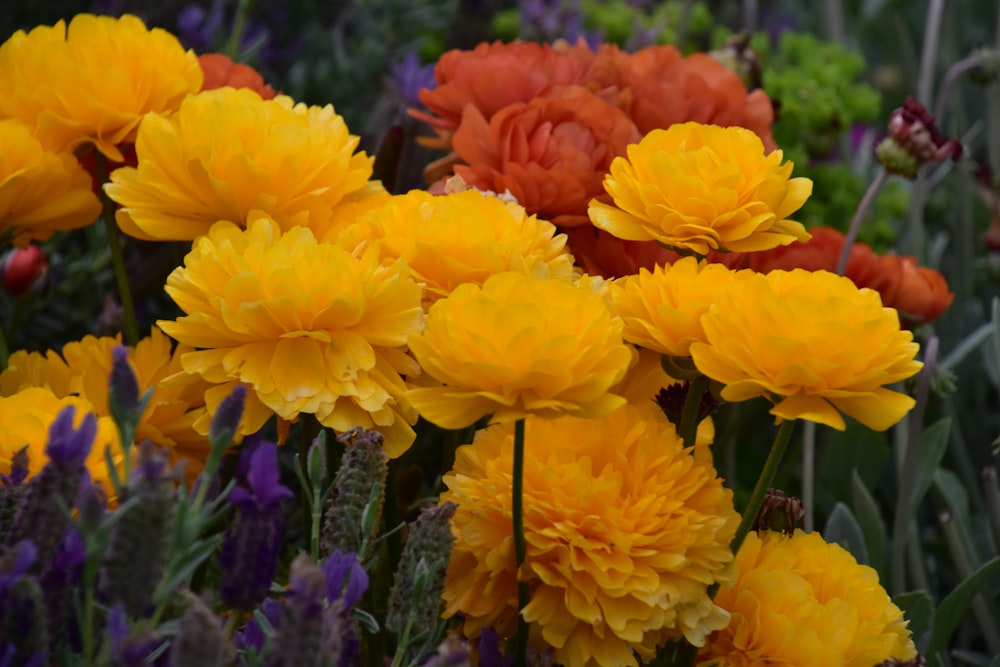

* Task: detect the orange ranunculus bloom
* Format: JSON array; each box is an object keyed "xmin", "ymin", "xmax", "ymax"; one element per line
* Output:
[
  {"xmin": 564, "ymin": 228, "xmax": 679, "ymax": 278},
  {"xmin": 409, "ymin": 40, "xmax": 590, "ymax": 149},
  {"xmin": 881, "ymin": 254, "xmax": 955, "ymax": 328},
  {"xmin": 198, "ymin": 53, "xmax": 277, "ymax": 100},
  {"xmin": 452, "ymin": 85, "xmax": 640, "ymax": 227},
  {"xmin": 723, "ymin": 226, "xmax": 954, "ymax": 327},
  {"xmin": 616, "ymin": 45, "xmax": 775, "ymax": 149}
]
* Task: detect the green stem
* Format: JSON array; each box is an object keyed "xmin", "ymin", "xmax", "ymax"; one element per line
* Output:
[
  {"xmin": 678, "ymin": 376, "xmax": 710, "ymax": 450},
  {"xmin": 730, "ymin": 419, "xmax": 797, "ymax": 556},
  {"xmin": 95, "ymin": 153, "xmax": 139, "ymax": 345},
  {"xmin": 224, "ymin": 0, "xmax": 253, "ymax": 60},
  {"xmin": 801, "ymin": 421, "xmax": 816, "ymax": 532},
  {"xmin": 512, "ymin": 418, "xmax": 529, "ymax": 667},
  {"xmin": 836, "ymin": 168, "xmax": 889, "ymax": 276},
  {"xmin": 0, "ymin": 317, "xmax": 8, "ymax": 370}
]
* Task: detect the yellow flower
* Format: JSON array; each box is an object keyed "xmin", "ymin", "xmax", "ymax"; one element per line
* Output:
[
  {"xmin": 699, "ymin": 530, "xmax": 917, "ymax": 666},
  {"xmin": 406, "ymin": 271, "xmax": 635, "ymax": 429},
  {"xmin": 0, "ymin": 328, "xmax": 215, "ymax": 473},
  {"xmin": 0, "ymin": 119, "xmax": 100, "ymax": 245},
  {"xmin": 0, "ymin": 14, "xmax": 202, "ymax": 161},
  {"xmin": 442, "ymin": 404, "xmax": 740, "ymax": 667},
  {"xmin": 588, "ymin": 122, "xmax": 812, "ymax": 255},
  {"xmin": 326, "ymin": 189, "xmax": 575, "ymax": 303},
  {"xmin": 157, "ymin": 214, "xmax": 424, "ymax": 457},
  {"xmin": 611, "ymin": 257, "xmax": 746, "ymax": 357},
  {"xmin": 0, "ymin": 387, "xmax": 122, "ymax": 496},
  {"xmin": 105, "ymin": 87, "xmax": 373, "ymax": 241},
  {"xmin": 689, "ymin": 269, "xmax": 923, "ymax": 431}
]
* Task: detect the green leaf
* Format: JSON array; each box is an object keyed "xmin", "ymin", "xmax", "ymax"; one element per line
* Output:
[
  {"xmin": 817, "ymin": 423, "xmax": 889, "ymax": 515},
  {"xmin": 851, "ymin": 469, "xmax": 886, "ymax": 577},
  {"xmin": 824, "ymin": 502, "xmax": 870, "ymax": 565},
  {"xmin": 911, "ymin": 418, "xmax": 952, "ymax": 520},
  {"xmin": 892, "ymin": 590, "xmax": 934, "ymax": 652},
  {"xmin": 928, "ymin": 556, "xmax": 1000, "ymax": 654},
  {"xmin": 934, "ymin": 468, "xmax": 971, "ymax": 526}
]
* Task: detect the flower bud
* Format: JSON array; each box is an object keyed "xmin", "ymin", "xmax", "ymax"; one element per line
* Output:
[
  {"xmin": 752, "ymin": 488, "xmax": 805, "ymax": 535},
  {"xmin": 262, "ymin": 554, "xmax": 343, "ymax": 667},
  {"xmin": 170, "ymin": 595, "xmax": 233, "ymax": 667},
  {"xmin": 321, "ymin": 428, "xmax": 388, "ymax": 560},
  {"xmin": 1, "ymin": 245, "xmax": 48, "ymax": 296},
  {"xmin": 876, "ymin": 96, "xmax": 962, "ymax": 178}
]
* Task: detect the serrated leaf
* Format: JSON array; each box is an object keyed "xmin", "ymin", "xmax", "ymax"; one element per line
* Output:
[
  {"xmin": 851, "ymin": 469, "xmax": 886, "ymax": 577},
  {"xmin": 892, "ymin": 590, "xmax": 934, "ymax": 652},
  {"xmin": 928, "ymin": 556, "xmax": 1000, "ymax": 654},
  {"xmin": 824, "ymin": 502, "xmax": 870, "ymax": 565},
  {"xmin": 911, "ymin": 418, "xmax": 952, "ymax": 519}
]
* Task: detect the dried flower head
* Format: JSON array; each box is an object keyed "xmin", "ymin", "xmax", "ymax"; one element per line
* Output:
[{"xmin": 876, "ymin": 97, "xmax": 962, "ymax": 178}]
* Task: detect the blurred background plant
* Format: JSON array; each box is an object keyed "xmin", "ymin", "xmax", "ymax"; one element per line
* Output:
[{"xmin": 2, "ymin": 0, "xmax": 1000, "ymax": 664}]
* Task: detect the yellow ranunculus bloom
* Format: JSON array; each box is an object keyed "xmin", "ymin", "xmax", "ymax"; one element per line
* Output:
[
  {"xmin": 158, "ymin": 214, "xmax": 424, "ymax": 457},
  {"xmin": 406, "ymin": 271, "xmax": 635, "ymax": 429},
  {"xmin": 0, "ymin": 387, "xmax": 122, "ymax": 497},
  {"xmin": 611, "ymin": 257, "xmax": 747, "ymax": 358},
  {"xmin": 442, "ymin": 404, "xmax": 740, "ymax": 667},
  {"xmin": 0, "ymin": 119, "xmax": 100, "ymax": 245},
  {"xmin": 0, "ymin": 14, "xmax": 202, "ymax": 161},
  {"xmin": 588, "ymin": 122, "xmax": 812, "ymax": 255},
  {"xmin": 325, "ymin": 189, "xmax": 575, "ymax": 304},
  {"xmin": 0, "ymin": 327, "xmax": 215, "ymax": 475},
  {"xmin": 699, "ymin": 530, "xmax": 917, "ymax": 666},
  {"xmin": 690, "ymin": 269, "xmax": 923, "ymax": 431},
  {"xmin": 104, "ymin": 87, "xmax": 373, "ymax": 241}
]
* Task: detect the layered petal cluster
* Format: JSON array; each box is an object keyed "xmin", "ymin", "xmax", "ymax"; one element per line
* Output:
[
  {"xmin": 158, "ymin": 215, "xmax": 424, "ymax": 457},
  {"xmin": 406, "ymin": 271, "xmax": 634, "ymax": 429},
  {"xmin": 198, "ymin": 53, "xmax": 277, "ymax": 99},
  {"xmin": 0, "ymin": 328, "xmax": 215, "ymax": 472},
  {"xmin": 0, "ymin": 387, "xmax": 121, "ymax": 494},
  {"xmin": 689, "ymin": 269, "xmax": 923, "ymax": 431},
  {"xmin": 611, "ymin": 257, "xmax": 747, "ymax": 357},
  {"xmin": 442, "ymin": 404, "xmax": 740, "ymax": 667},
  {"xmin": 0, "ymin": 119, "xmax": 101, "ymax": 245},
  {"xmin": 453, "ymin": 85, "xmax": 641, "ymax": 226},
  {"xmin": 589, "ymin": 122, "xmax": 812, "ymax": 255},
  {"xmin": 327, "ymin": 189, "xmax": 575, "ymax": 303},
  {"xmin": 699, "ymin": 530, "xmax": 917, "ymax": 666},
  {"xmin": 724, "ymin": 226, "xmax": 954, "ymax": 327},
  {"xmin": 0, "ymin": 13, "xmax": 202, "ymax": 160},
  {"xmin": 105, "ymin": 87, "xmax": 373, "ymax": 241}
]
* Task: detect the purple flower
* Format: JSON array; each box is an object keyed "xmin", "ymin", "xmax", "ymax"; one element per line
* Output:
[
  {"xmin": 209, "ymin": 385, "xmax": 246, "ymax": 446},
  {"xmin": 391, "ymin": 52, "xmax": 436, "ymax": 108},
  {"xmin": 478, "ymin": 628, "xmax": 515, "ymax": 667},
  {"xmin": 233, "ymin": 597, "xmax": 282, "ymax": 652},
  {"xmin": 228, "ymin": 438, "xmax": 292, "ymax": 512},
  {"xmin": 0, "ymin": 541, "xmax": 36, "ymax": 597},
  {"xmin": 45, "ymin": 406, "xmax": 96, "ymax": 467},
  {"xmin": 109, "ymin": 345, "xmax": 141, "ymax": 423},
  {"xmin": 0, "ymin": 446, "xmax": 29, "ymax": 487},
  {"xmin": 322, "ymin": 551, "xmax": 369, "ymax": 608}
]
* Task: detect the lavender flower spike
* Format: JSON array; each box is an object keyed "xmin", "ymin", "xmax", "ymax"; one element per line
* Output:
[
  {"xmin": 45, "ymin": 406, "xmax": 96, "ymax": 467},
  {"xmin": 108, "ymin": 345, "xmax": 141, "ymax": 426},
  {"xmin": 209, "ymin": 384, "xmax": 246, "ymax": 447},
  {"xmin": 322, "ymin": 550, "xmax": 369, "ymax": 608}
]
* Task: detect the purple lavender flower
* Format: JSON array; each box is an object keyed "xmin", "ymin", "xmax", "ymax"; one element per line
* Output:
[
  {"xmin": 41, "ymin": 528, "xmax": 86, "ymax": 649},
  {"xmin": 45, "ymin": 406, "xmax": 96, "ymax": 468},
  {"xmin": 209, "ymin": 384, "xmax": 246, "ymax": 447},
  {"xmin": 233, "ymin": 598, "xmax": 282, "ymax": 653},
  {"xmin": 322, "ymin": 551, "xmax": 368, "ymax": 608},
  {"xmin": 0, "ymin": 446, "xmax": 28, "ymax": 487},
  {"xmin": 391, "ymin": 52, "xmax": 437, "ymax": 108},
  {"xmin": 0, "ymin": 541, "xmax": 47, "ymax": 665},
  {"xmin": 108, "ymin": 345, "xmax": 141, "ymax": 427},
  {"xmin": 107, "ymin": 604, "xmax": 165, "ymax": 667},
  {"xmin": 0, "ymin": 541, "xmax": 35, "ymax": 597},
  {"xmin": 478, "ymin": 629, "xmax": 515, "ymax": 667},
  {"xmin": 219, "ymin": 438, "xmax": 292, "ymax": 611}
]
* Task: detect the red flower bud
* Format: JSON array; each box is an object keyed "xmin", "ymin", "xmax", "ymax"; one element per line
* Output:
[{"xmin": 2, "ymin": 245, "xmax": 48, "ymax": 295}]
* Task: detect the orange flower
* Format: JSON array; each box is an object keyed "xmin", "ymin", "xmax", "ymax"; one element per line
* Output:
[
  {"xmin": 198, "ymin": 53, "xmax": 277, "ymax": 100},
  {"xmin": 565, "ymin": 228, "xmax": 679, "ymax": 278},
  {"xmin": 618, "ymin": 46, "xmax": 775, "ymax": 148},
  {"xmin": 731, "ymin": 227, "xmax": 954, "ymax": 327},
  {"xmin": 452, "ymin": 85, "xmax": 640, "ymax": 227},
  {"xmin": 409, "ymin": 40, "xmax": 590, "ymax": 149}
]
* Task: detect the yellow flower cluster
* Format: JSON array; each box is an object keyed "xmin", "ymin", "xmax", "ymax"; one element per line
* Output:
[
  {"xmin": 0, "ymin": 119, "xmax": 100, "ymax": 245},
  {"xmin": 0, "ymin": 13, "xmax": 202, "ymax": 160},
  {"xmin": 589, "ymin": 123, "xmax": 812, "ymax": 255},
  {"xmin": 406, "ymin": 271, "xmax": 634, "ymax": 429},
  {"xmin": 325, "ymin": 189, "xmax": 575, "ymax": 304},
  {"xmin": 442, "ymin": 404, "xmax": 740, "ymax": 667},
  {"xmin": 106, "ymin": 87, "xmax": 373, "ymax": 241},
  {"xmin": 699, "ymin": 530, "xmax": 917, "ymax": 666},
  {"xmin": 158, "ymin": 214, "xmax": 424, "ymax": 457}
]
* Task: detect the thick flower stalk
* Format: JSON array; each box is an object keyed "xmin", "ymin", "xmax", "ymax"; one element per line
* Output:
[
  {"xmin": 689, "ymin": 269, "xmax": 923, "ymax": 431},
  {"xmin": 0, "ymin": 120, "xmax": 101, "ymax": 245},
  {"xmin": 0, "ymin": 13, "xmax": 202, "ymax": 161},
  {"xmin": 589, "ymin": 122, "xmax": 812, "ymax": 255},
  {"xmin": 158, "ymin": 215, "xmax": 424, "ymax": 457},
  {"xmin": 406, "ymin": 271, "xmax": 634, "ymax": 429},
  {"xmin": 698, "ymin": 530, "xmax": 917, "ymax": 666},
  {"xmin": 105, "ymin": 87, "xmax": 373, "ymax": 241},
  {"xmin": 219, "ymin": 437, "xmax": 293, "ymax": 611},
  {"xmin": 325, "ymin": 188, "xmax": 575, "ymax": 304},
  {"xmin": 441, "ymin": 404, "xmax": 740, "ymax": 667}
]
